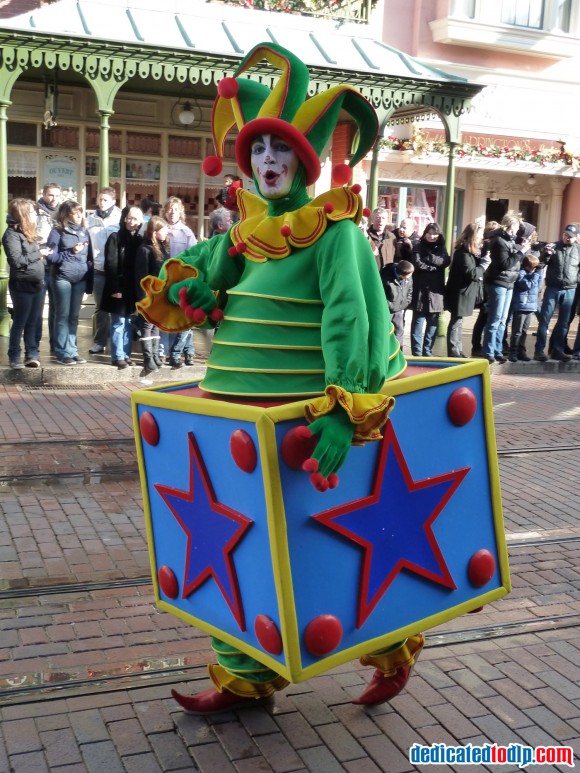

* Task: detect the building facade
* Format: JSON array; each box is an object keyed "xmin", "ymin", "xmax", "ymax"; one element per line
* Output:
[{"xmin": 371, "ymin": 0, "xmax": 580, "ymax": 240}]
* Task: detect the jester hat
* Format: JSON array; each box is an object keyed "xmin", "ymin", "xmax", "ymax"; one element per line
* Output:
[{"xmin": 202, "ymin": 42, "xmax": 379, "ymax": 186}]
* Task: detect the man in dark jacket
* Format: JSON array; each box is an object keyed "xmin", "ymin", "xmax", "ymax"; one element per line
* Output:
[
  {"xmin": 380, "ymin": 259, "xmax": 414, "ymax": 350},
  {"xmin": 535, "ymin": 224, "xmax": 580, "ymax": 362},
  {"xmin": 367, "ymin": 207, "xmax": 395, "ymax": 269},
  {"xmin": 393, "ymin": 218, "xmax": 420, "ymax": 262},
  {"xmin": 35, "ymin": 182, "xmax": 61, "ymax": 351}
]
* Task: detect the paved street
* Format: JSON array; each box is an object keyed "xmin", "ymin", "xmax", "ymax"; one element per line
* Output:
[{"xmin": 0, "ymin": 312, "xmax": 580, "ymax": 771}]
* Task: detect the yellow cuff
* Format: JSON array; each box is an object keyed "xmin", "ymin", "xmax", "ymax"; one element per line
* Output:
[
  {"xmin": 304, "ymin": 385, "xmax": 395, "ymax": 444},
  {"xmin": 208, "ymin": 664, "xmax": 289, "ymax": 698},
  {"xmin": 359, "ymin": 634, "xmax": 425, "ymax": 676},
  {"xmin": 136, "ymin": 258, "xmax": 200, "ymax": 333}
]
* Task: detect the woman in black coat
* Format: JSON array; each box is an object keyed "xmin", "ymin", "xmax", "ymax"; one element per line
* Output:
[
  {"xmin": 481, "ymin": 213, "xmax": 522, "ymax": 364},
  {"xmin": 409, "ymin": 222, "xmax": 450, "ymax": 356},
  {"xmin": 101, "ymin": 206, "xmax": 144, "ymax": 369},
  {"xmin": 445, "ymin": 222, "xmax": 490, "ymax": 357},
  {"xmin": 134, "ymin": 216, "xmax": 171, "ymax": 376},
  {"xmin": 1, "ymin": 198, "xmax": 46, "ymax": 368}
]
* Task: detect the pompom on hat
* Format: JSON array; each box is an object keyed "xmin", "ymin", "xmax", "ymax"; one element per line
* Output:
[{"xmin": 202, "ymin": 43, "xmax": 379, "ymax": 187}]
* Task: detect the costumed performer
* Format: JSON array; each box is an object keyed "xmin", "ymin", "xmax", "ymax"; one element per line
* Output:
[{"xmin": 137, "ymin": 42, "xmax": 423, "ymax": 714}]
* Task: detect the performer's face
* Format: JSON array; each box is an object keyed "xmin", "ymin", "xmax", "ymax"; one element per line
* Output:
[{"xmin": 250, "ymin": 134, "xmax": 299, "ymax": 199}]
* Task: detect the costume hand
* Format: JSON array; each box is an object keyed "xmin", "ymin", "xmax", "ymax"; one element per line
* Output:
[
  {"xmin": 302, "ymin": 409, "xmax": 355, "ymax": 491},
  {"xmin": 167, "ymin": 278, "xmax": 223, "ymax": 324}
]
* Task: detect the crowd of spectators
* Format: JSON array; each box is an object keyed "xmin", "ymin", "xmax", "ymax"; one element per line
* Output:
[
  {"xmin": 0, "ymin": 177, "xmax": 244, "ymax": 373},
  {"xmin": 367, "ymin": 206, "xmax": 580, "ymax": 364},
  {"xmin": 4, "ymin": 182, "xmax": 578, "ymax": 372}
]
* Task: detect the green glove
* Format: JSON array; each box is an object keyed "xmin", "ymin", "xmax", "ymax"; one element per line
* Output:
[
  {"xmin": 167, "ymin": 278, "xmax": 217, "ymax": 314},
  {"xmin": 305, "ymin": 408, "xmax": 355, "ymax": 489}
]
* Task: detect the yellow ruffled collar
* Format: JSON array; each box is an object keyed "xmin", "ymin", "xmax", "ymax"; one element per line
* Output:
[{"xmin": 231, "ymin": 186, "xmax": 364, "ymax": 262}]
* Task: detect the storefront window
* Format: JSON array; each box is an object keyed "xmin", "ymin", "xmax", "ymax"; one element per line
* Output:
[
  {"xmin": 7, "ymin": 122, "xmax": 37, "ymax": 146},
  {"xmin": 378, "ymin": 184, "xmax": 439, "ymax": 232},
  {"xmin": 518, "ymin": 199, "xmax": 540, "ymax": 226}
]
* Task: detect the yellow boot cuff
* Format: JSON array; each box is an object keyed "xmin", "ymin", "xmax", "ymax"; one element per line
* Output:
[
  {"xmin": 208, "ymin": 664, "xmax": 289, "ymax": 699},
  {"xmin": 359, "ymin": 634, "xmax": 425, "ymax": 677}
]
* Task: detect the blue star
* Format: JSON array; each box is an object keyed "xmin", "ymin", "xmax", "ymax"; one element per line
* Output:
[
  {"xmin": 313, "ymin": 422, "xmax": 469, "ymax": 628},
  {"xmin": 155, "ymin": 433, "xmax": 253, "ymax": 631}
]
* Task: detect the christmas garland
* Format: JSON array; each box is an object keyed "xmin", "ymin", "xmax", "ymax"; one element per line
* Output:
[
  {"xmin": 220, "ymin": 0, "xmax": 376, "ymax": 16},
  {"xmin": 379, "ymin": 132, "xmax": 579, "ymax": 167}
]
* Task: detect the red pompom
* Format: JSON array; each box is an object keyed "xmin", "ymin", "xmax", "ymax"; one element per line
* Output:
[
  {"xmin": 228, "ymin": 245, "xmax": 238, "ymax": 257},
  {"xmin": 302, "ymin": 457, "xmax": 318, "ymax": 473},
  {"xmin": 327, "ymin": 473, "xmax": 339, "ymax": 489},
  {"xmin": 202, "ymin": 155, "xmax": 223, "ymax": 177},
  {"xmin": 184, "ymin": 305, "xmax": 197, "ymax": 320},
  {"xmin": 351, "ymin": 184, "xmax": 362, "ymax": 195},
  {"xmin": 332, "ymin": 163, "xmax": 353, "ymax": 186},
  {"xmin": 236, "ymin": 241, "xmax": 247, "ymax": 254},
  {"xmin": 310, "ymin": 472, "xmax": 329, "ymax": 492},
  {"xmin": 323, "ymin": 202, "xmax": 334, "ymax": 214},
  {"xmin": 362, "ymin": 207, "xmax": 371, "ymax": 218},
  {"xmin": 280, "ymin": 224, "xmax": 292, "ymax": 238},
  {"xmin": 192, "ymin": 308, "xmax": 206, "ymax": 324},
  {"xmin": 217, "ymin": 77, "xmax": 239, "ymax": 99},
  {"xmin": 178, "ymin": 287, "xmax": 189, "ymax": 309},
  {"xmin": 210, "ymin": 308, "xmax": 224, "ymax": 322}
]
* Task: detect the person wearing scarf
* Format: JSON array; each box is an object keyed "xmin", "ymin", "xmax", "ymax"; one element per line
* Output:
[
  {"xmin": 2, "ymin": 199, "xmax": 46, "ymax": 368},
  {"xmin": 101, "ymin": 206, "xmax": 144, "ymax": 368},
  {"xmin": 46, "ymin": 200, "xmax": 93, "ymax": 365},
  {"xmin": 87, "ymin": 188, "xmax": 122, "ymax": 354}
]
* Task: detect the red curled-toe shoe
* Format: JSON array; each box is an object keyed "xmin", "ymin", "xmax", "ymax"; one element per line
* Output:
[
  {"xmin": 171, "ymin": 687, "xmax": 269, "ymax": 715},
  {"xmin": 352, "ymin": 665, "xmax": 415, "ymax": 706}
]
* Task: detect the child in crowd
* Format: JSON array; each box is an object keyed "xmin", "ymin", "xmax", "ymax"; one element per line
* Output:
[
  {"xmin": 509, "ymin": 250, "xmax": 542, "ymax": 362},
  {"xmin": 380, "ymin": 259, "xmax": 414, "ymax": 351}
]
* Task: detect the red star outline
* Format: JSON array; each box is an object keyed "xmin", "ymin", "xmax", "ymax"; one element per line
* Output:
[
  {"xmin": 154, "ymin": 432, "xmax": 253, "ymax": 631},
  {"xmin": 312, "ymin": 422, "xmax": 469, "ymax": 628}
]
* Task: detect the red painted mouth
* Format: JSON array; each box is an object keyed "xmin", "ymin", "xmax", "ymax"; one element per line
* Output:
[{"xmin": 264, "ymin": 170, "xmax": 279, "ymax": 185}]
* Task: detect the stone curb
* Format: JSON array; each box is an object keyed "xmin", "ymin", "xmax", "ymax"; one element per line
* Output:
[
  {"xmin": 0, "ymin": 358, "xmax": 576, "ymax": 386},
  {"xmin": 0, "ymin": 363, "xmax": 207, "ymax": 386}
]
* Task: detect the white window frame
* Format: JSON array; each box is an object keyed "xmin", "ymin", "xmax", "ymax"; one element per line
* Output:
[{"xmin": 431, "ymin": 0, "xmax": 580, "ymax": 57}]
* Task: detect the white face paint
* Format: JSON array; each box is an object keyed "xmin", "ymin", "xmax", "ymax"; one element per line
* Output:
[{"xmin": 250, "ymin": 134, "xmax": 299, "ymax": 199}]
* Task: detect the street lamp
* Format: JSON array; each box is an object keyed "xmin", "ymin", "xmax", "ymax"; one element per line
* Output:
[{"xmin": 171, "ymin": 96, "xmax": 202, "ymax": 129}]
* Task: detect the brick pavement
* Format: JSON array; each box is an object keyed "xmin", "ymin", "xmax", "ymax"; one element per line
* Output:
[{"xmin": 1, "ymin": 369, "xmax": 580, "ymax": 770}]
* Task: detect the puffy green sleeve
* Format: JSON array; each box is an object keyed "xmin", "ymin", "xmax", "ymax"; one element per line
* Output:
[
  {"xmin": 316, "ymin": 219, "xmax": 405, "ymax": 394},
  {"xmin": 304, "ymin": 220, "xmax": 406, "ymax": 444}
]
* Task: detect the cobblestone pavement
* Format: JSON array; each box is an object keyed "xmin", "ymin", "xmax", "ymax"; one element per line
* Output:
[{"xmin": 1, "ymin": 368, "xmax": 580, "ymax": 772}]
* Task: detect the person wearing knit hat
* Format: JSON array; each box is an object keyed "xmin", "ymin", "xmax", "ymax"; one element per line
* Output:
[
  {"xmin": 535, "ymin": 224, "xmax": 580, "ymax": 362},
  {"xmin": 137, "ymin": 42, "xmax": 421, "ymax": 713},
  {"xmin": 481, "ymin": 212, "xmax": 523, "ymax": 364}
]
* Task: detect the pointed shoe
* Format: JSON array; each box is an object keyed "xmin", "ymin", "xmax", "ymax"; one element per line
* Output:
[
  {"xmin": 171, "ymin": 687, "xmax": 269, "ymax": 715},
  {"xmin": 353, "ymin": 638, "xmax": 423, "ymax": 707},
  {"xmin": 352, "ymin": 667, "xmax": 414, "ymax": 706}
]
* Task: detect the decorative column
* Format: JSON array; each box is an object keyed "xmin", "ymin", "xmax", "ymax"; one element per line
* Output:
[
  {"xmin": 0, "ymin": 58, "xmax": 23, "ymax": 337},
  {"xmin": 437, "ymin": 140, "xmax": 458, "ymax": 338},
  {"xmin": 98, "ymin": 109, "xmax": 113, "ymax": 189},
  {"xmin": 546, "ymin": 177, "xmax": 570, "ymax": 241},
  {"xmin": 442, "ymin": 141, "xmax": 458, "ymax": 248},
  {"xmin": 367, "ymin": 140, "xmax": 380, "ymax": 213},
  {"xmin": 0, "ymin": 99, "xmax": 10, "ymax": 336},
  {"xmin": 470, "ymin": 171, "xmax": 489, "ymax": 224}
]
